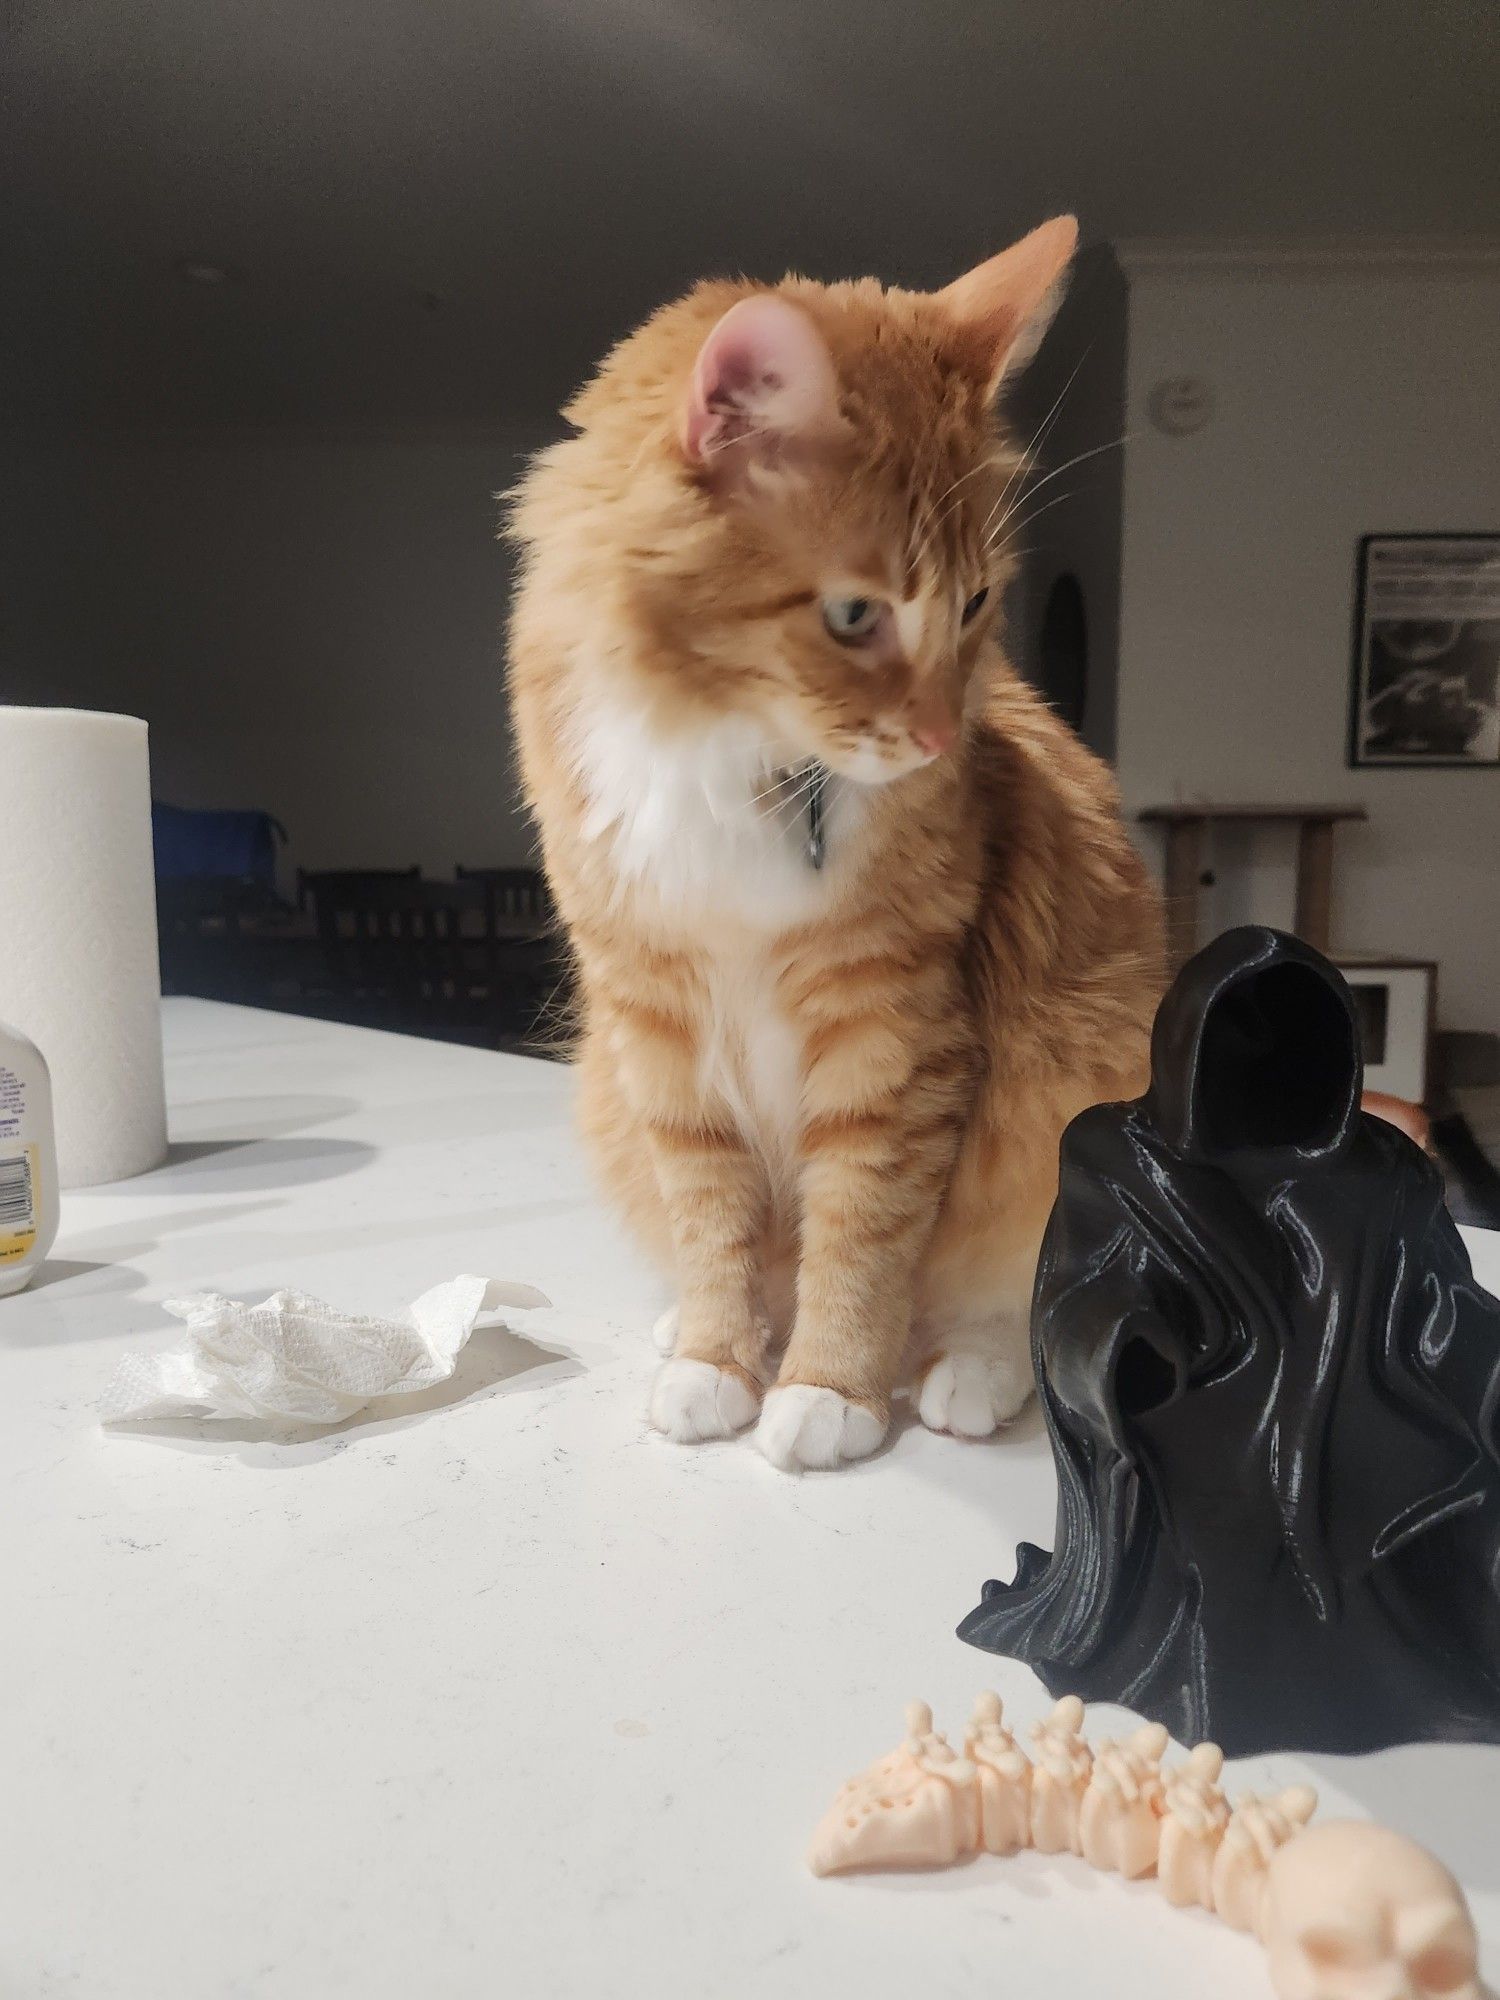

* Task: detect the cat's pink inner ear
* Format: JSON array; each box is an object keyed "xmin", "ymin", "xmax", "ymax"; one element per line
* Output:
[
  {"xmin": 682, "ymin": 295, "xmax": 842, "ymax": 464},
  {"xmin": 936, "ymin": 215, "xmax": 1079, "ymax": 395}
]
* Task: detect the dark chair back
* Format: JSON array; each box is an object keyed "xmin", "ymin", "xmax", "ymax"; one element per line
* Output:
[
  {"xmin": 297, "ymin": 865, "xmax": 420, "ymax": 913},
  {"xmin": 453, "ymin": 866, "xmax": 555, "ymax": 930},
  {"xmin": 156, "ymin": 876, "xmax": 288, "ymax": 1000},
  {"xmin": 305, "ymin": 875, "xmax": 562, "ymax": 1046}
]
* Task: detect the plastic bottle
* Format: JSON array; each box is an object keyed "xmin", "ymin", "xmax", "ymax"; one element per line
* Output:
[{"xmin": 0, "ymin": 1021, "xmax": 60, "ymax": 1297}]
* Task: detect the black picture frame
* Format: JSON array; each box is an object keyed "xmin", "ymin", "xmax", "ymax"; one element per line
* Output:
[{"xmin": 1347, "ymin": 533, "xmax": 1500, "ymax": 769}]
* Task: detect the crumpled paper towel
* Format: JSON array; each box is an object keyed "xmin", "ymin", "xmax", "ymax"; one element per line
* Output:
[{"xmin": 99, "ymin": 1275, "xmax": 551, "ymax": 1425}]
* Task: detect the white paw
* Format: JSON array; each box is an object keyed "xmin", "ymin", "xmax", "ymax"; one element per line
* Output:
[
  {"xmin": 651, "ymin": 1305, "xmax": 679, "ymax": 1355},
  {"xmin": 648, "ymin": 1358, "xmax": 760, "ymax": 1442},
  {"xmin": 754, "ymin": 1384, "xmax": 886, "ymax": 1472},
  {"xmin": 918, "ymin": 1351, "xmax": 1033, "ymax": 1437}
]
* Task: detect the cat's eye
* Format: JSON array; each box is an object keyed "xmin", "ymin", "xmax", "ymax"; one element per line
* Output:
[
  {"xmin": 962, "ymin": 586, "xmax": 991, "ymax": 624},
  {"xmin": 821, "ymin": 595, "xmax": 883, "ymax": 644}
]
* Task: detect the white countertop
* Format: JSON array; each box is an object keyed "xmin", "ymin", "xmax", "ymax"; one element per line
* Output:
[{"xmin": 4, "ymin": 998, "xmax": 1499, "ymax": 2000}]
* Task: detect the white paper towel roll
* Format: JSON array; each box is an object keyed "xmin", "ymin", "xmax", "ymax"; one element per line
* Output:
[{"xmin": 0, "ymin": 708, "xmax": 168, "ymax": 1187}]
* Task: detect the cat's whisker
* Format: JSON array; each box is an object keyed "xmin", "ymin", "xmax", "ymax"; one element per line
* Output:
[
  {"xmin": 925, "ymin": 453, "xmax": 1011, "ymax": 551},
  {"xmin": 977, "ymin": 336, "xmax": 1101, "ymax": 549},
  {"xmin": 979, "ymin": 348, "xmax": 1092, "ymax": 543},
  {"xmin": 928, "ymin": 455, "xmax": 1003, "ymax": 526},
  {"xmin": 772, "ymin": 772, "xmax": 821, "ymax": 817},
  {"xmin": 755, "ymin": 764, "xmax": 819, "ymax": 807},
  {"xmin": 749, "ymin": 785, "xmax": 819, "ymax": 838},
  {"xmin": 987, "ymin": 487, "xmax": 1085, "ymax": 560},
  {"xmin": 988, "ymin": 488, "xmax": 1075, "ymax": 555},
  {"xmin": 912, "ymin": 450, "xmax": 1008, "ymax": 567},
  {"xmin": 980, "ymin": 446, "xmax": 1038, "ymax": 546},
  {"xmin": 995, "ymin": 432, "xmax": 1133, "ymax": 528},
  {"xmin": 743, "ymin": 780, "xmax": 804, "ymax": 819},
  {"xmin": 732, "ymin": 765, "xmax": 820, "ymax": 820},
  {"xmin": 700, "ymin": 421, "xmax": 778, "ymax": 460},
  {"xmin": 1025, "ymin": 336, "xmax": 1100, "ymax": 466},
  {"xmin": 930, "ymin": 457, "xmax": 998, "ymax": 516},
  {"xmin": 983, "ymin": 433, "xmax": 1133, "ymax": 557},
  {"xmin": 736, "ymin": 776, "xmax": 792, "ymax": 816},
  {"xmin": 908, "ymin": 480, "xmax": 952, "ymax": 572}
]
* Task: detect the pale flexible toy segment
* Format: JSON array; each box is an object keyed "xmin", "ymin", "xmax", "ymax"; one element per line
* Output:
[
  {"xmin": 1159, "ymin": 1742, "xmax": 1229, "ymax": 1911},
  {"xmin": 1213, "ymin": 1786, "xmax": 1320, "ymax": 1934},
  {"xmin": 1079, "ymin": 1722, "xmax": 1170, "ymax": 1878},
  {"xmin": 1028, "ymin": 1694, "xmax": 1094, "ymax": 1856},
  {"xmin": 806, "ymin": 1700, "xmax": 982, "ymax": 1877},
  {"xmin": 1261, "ymin": 1820, "xmax": 1479, "ymax": 2000},
  {"xmin": 963, "ymin": 1691, "xmax": 1033, "ymax": 1857},
  {"xmin": 804, "ymin": 1697, "xmax": 1483, "ymax": 2000}
]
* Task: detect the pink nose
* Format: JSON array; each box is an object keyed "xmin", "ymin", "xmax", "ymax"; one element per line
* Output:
[{"xmin": 913, "ymin": 718, "xmax": 957, "ymax": 757}]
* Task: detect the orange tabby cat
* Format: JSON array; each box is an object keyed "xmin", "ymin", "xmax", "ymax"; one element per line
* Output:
[{"xmin": 508, "ymin": 217, "xmax": 1164, "ymax": 1471}]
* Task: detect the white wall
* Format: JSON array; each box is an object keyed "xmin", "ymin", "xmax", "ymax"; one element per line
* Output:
[
  {"xmin": 1, "ymin": 430, "xmax": 537, "ymax": 883},
  {"xmin": 1115, "ymin": 255, "xmax": 1500, "ymax": 1033}
]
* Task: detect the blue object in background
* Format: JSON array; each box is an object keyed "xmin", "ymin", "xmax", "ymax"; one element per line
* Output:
[{"xmin": 152, "ymin": 804, "xmax": 286, "ymax": 886}]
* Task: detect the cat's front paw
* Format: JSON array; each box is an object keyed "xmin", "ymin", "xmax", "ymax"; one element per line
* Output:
[
  {"xmin": 754, "ymin": 1384, "xmax": 886, "ymax": 1472},
  {"xmin": 918, "ymin": 1352, "xmax": 1033, "ymax": 1437},
  {"xmin": 648, "ymin": 1357, "xmax": 760, "ymax": 1443}
]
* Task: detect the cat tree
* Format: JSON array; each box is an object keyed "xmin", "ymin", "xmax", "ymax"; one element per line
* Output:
[{"xmin": 1138, "ymin": 801, "xmax": 1367, "ymax": 969}]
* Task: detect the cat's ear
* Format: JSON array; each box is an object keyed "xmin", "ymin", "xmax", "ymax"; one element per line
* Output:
[
  {"xmin": 681, "ymin": 295, "xmax": 844, "ymax": 469},
  {"xmin": 935, "ymin": 216, "xmax": 1079, "ymax": 397}
]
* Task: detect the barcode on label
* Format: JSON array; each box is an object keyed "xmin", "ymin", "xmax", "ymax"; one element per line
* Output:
[{"xmin": 0, "ymin": 1152, "xmax": 34, "ymax": 1229}]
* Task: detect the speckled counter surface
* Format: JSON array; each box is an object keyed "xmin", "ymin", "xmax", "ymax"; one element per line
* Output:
[{"xmin": 4, "ymin": 999, "xmax": 1498, "ymax": 1999}]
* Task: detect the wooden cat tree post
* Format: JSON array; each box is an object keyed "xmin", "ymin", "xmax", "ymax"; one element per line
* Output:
[{"xmin": 1138, "ymin": 803, "xmax": 1368, "ymax": 971}]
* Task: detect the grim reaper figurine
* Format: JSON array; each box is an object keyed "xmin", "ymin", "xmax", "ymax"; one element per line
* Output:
[{"xmin": 959, "ymin": 926, "xmax": 1500, "ymax": 1755}]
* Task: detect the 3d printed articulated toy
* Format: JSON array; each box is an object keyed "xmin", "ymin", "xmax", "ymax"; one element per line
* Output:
[{"xmin": 808, "ymin": 1696, "xmax": 1482, "ymax": 2000}]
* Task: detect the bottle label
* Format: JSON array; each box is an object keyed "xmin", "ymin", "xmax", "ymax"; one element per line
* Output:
[
  {"xmin": 0, "ymin": 1062, "xmax": 27, "ymax": 1143},
  {"xmin": 0, "ymin": 1146, "xmax": 38, "ymax": 1263}
]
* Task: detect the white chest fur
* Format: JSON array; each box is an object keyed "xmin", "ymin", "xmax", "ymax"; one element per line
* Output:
[
  {"xmin": 570, "ymin": 696, "xmax": 857, "ymax": 1177},
  {"xmin": 568, "ymin": 697, "xmax": 854, "ymax": 929}
]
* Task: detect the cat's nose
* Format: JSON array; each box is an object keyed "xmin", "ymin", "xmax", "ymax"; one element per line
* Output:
[
  {"xmin": 912, "ymin": 714, "xmax": 958, "ymax": 757},
  {"xmin": 908, "ymin": 686, "xmax": 959, "ymax": 757}
]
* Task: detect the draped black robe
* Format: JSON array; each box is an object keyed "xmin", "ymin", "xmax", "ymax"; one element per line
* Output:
[{"xmin": 958, "ymin": 927, "xmax": 1500, "ymax": 1754}]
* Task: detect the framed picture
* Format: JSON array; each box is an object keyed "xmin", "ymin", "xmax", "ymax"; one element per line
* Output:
[
  {"xmin": 1348, "ymin": 534, "xmax": 1500, "ymax": 768},
  {"xmin": 1335, "ymin": 957, "xmax": 1437, "ymax": 1104}
]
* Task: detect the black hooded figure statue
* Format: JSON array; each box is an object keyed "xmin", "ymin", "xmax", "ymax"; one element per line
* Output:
[{"xmin": 959, "ymin": 925, "xmax": 1500, "ymax": 1756}]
